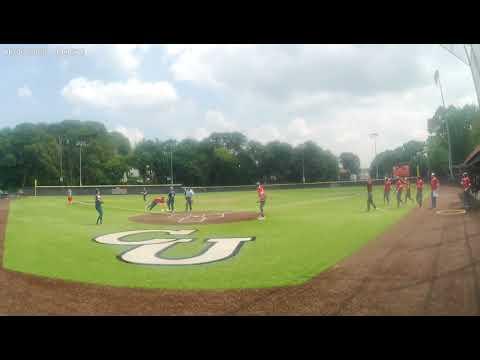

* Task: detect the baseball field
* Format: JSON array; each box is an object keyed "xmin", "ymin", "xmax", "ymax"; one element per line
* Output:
[{"xmin": 2, "ymin": 186, "xmax": 418, "ymax": 290}]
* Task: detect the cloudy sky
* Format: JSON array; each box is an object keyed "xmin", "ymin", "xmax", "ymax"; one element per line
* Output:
[{"xmin": 0, "ymin": 44, "xmax": 477, "ymax": 168}]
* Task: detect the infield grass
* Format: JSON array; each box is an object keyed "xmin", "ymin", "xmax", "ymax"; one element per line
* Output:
[{"xmin": 2, "ymin": 186, "xmax": 423, "ymax": 289}]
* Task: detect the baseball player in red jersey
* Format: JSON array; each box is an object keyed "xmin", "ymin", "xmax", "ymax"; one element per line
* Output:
[
  {"xmin": 395, "ymin": 177, "xmax": 404, "ymax": 208},
  {"xmin": 430, "ymin": 173, "xmax": 440, "ymax": 209},
  {"xmin": 416, "ymin": 176, "xmax": 424, "ymax": 208},
  {"xmin": 257, "ymin": 182, "xmax": 266, "ymax": 220},
  {"xmin": 461, "ymin": 172, "xmax": 472, "ymax": 210},
  {"xmin": 147, "ymin": 196, "xmax": 166, "ymax": 212},
  {"xmin": 404, "ymin": 177, "xmax": 413, "ymax": 202},
  {"xmin": 67, "ymin": 188, "xmax": 73, "ymax": 205}
]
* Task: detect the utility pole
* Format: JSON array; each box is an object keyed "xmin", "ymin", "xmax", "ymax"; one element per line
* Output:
[
  {"xmin": 434, "ymin": 70, "xmax": 453, "ymax": 179},
  {"xmin": 302, "ymin": 146, "xmax": 305, "ymax": 184},
  {"xmin": 77, "ymin": 141, "xmax": 87, "ymax": 186},
  {"xmin": 170, "ymin": 151, "xmax": 174, "ymax": 185},
  {"xmin": 58, "ymin": 136, "xmax": 63, "ymax": 185},
  {"xmin": 369, "ymin": 133, "xmax": 379, "ymax": 179}
]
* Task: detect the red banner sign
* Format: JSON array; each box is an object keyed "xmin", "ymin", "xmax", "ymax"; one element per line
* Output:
[{"xmin": 393, "ymin": 165, "xmax": 410, "ymax": 177}]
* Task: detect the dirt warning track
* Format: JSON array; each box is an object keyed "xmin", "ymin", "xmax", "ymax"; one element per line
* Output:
[{"xmin": 1, "ymin": 186, "xmax": 480, "ymax": 315}]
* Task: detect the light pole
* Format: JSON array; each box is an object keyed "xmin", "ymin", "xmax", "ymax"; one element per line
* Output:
[
  {"xmin": 164, "ymin": 148, "xmax": 174, "ymax": 185},
  {"xmin": 434, "ymin": 70, "xmax": 454, "ymax": 179},
  {"xmin": 169, "ymin": 146, "xmax": 174, "ymax": 185},
  {"xmin": 423, "ymin": 145, "xmax": 429, "ymax": 180},
  {"xmin": 76, "ymin": 141, "xmax": 87, "ymax": 186},
  {"xmin": 58, "ymin": 136, "xmax": 64, "ymax": 184},
  {"xmin": 302, "ymin": 145, "xmax": 305, "ymax": 184},
  {"xmin": 170, "ymin": 151, "xmax": 174, "ymax": 185},
  {"xmin": 369, "ymin": 133, "xmax": 379, "ymax": 179},
  {"xmin": 415, "ymin": 151, "xmax": 423, "ymax": 177}
]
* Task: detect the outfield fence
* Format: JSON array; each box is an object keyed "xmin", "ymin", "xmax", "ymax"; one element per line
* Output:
[
  {"xmin": 24, "ymin": 178, "xmax": 422, "ymax": 196},
  {"xmin": 30, "ymin": 184, "xmax": 183, "ymax": 197}
]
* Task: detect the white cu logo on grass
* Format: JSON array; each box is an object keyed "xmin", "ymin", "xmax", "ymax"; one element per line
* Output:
[{"xmin": 93, "ymin": 230, "xmax": 255, "ymax": 266}]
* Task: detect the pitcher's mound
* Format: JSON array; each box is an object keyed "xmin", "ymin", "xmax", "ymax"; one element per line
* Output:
[{"xmin": 129, "ymin": 211, "xmax": 259, "ymax": 225}]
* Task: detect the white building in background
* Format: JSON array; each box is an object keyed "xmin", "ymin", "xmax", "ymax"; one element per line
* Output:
[
  {"xmin": 359, "ymin": 168, "xmax": 370, "ymax": 181},
  {"xmin": 122, "ymin": 168, "xmax": 141, "ymax": 184},
  {"xmin": 129, "ymin": 168, "xmax": 140, "ymax": 177}
]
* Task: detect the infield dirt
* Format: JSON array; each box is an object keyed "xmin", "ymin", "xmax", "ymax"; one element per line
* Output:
[{"xmin": 129, "ymin": 210, "xmax": 258, "ymax": 225}]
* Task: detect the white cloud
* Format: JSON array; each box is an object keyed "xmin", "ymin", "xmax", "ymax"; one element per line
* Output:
[
  {"xmin": 191, "ymin": 127, "xmax": 210, "ymax": 141},
  {"xmin": 115, "ymin": 126, "xmax": 144, "ymax": 146},
  {"xmin": 205, "ymin": 110, "xmax": 236, "ymax": 131},
  {"xmin": 167, "ymin": 44, "xmax": 228, "ymax": 88},
  {"xmin": 17, "ymin": 85, "xmax": 32, "ymax": 97},
  {"xmin": 32, "ymin": 44, "xmax": 479, "ymax": 169},
  {"xmin": 287, "ymin": 118, "xmax": 311, "ymax": 142},
  {"xmin": 61, "ymin": 77, "xmax": 178, "ymax": 111},
  {"xmin": 183, "ymin": 110, "xmax": 237, "ymax": 141},
  {"xmin": 163, "ymin": 44, "xmax": 434, "ymax": 99},
  {"xmin": 157, "ymin": 44, "xmax": 472, "ymax": 168},
  {"xmin": 246, "ymin": 124, "xmax": 286, "ymax": 144},
  {"xmin": 110, "ymin": 44, "xmax": 149, "ymax": 73}
]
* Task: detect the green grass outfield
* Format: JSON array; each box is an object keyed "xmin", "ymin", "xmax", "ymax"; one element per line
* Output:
[{"xmin": 2, "ymin": 186, "xmax": 426, "ymax": 290}]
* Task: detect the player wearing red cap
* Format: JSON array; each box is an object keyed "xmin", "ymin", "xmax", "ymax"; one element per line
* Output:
[
  {"xmin": 404, "ymin": 177, "xmax": 413, "ymax": 203},
  {"xmin": 147, "ymin": 196, "xmax": 166, "ymax": 212},
  {"xmin": 257, "ymin": 182, "xmax": 266, "ymax": 220},
  {"xmin": 461, "ymin": 172, "xmax": 472, "ymax": 210},
  {"xmin": 395, "ymin": 177, "xmax": 404, "ymax": 208}
]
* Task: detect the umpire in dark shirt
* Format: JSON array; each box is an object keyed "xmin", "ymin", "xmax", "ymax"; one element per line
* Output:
[
  {"xmin": 367, "ymin": 177, "xmax": 377, "ymax": 212},
  {"xmin": 167, "ymin": 186, "xmax": 176, "ymax": 212}
]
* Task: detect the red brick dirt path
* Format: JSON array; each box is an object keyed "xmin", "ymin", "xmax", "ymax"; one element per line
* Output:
[{"xmin": 1, "ymin": 186, "xmax": 480, "ymax": 315}]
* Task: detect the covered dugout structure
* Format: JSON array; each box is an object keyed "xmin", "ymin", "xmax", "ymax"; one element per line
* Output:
[{"xmin": 458, "ymin": 145, "xmax": 480, "ymax": 200}]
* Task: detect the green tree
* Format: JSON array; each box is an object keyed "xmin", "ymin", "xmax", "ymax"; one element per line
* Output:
[
  {"xmin": 339, "ymin": 152, "xmax": 361, "ymax": 176},
  {"xmin": 426, "ymin": 105, "xmax": 480, "ymax": 177},
  {"xmin": 371, "ymin": 140, "xmax": 426, "ymax": 178},
  {"xmin": 109, "ymin": 131, "xmax": 132, "ymax": 156}
]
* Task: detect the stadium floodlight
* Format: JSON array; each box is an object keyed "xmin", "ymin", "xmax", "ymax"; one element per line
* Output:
[
  {"xmin": 57, "ymin": 136, "xmax": 64, "ymax": 184},
  {"xmin": 76, "ymin": 141, "xmax": 87, "ymax": 186},
  {"xmin": 170, "ymin": 151, "xmax": 174, "ymax": 185},
  {"xmin": 300, "ymin": 144, "xmax": 306, "ymax": 184},
  {"xmin": 302, "ymin": 153, "xmax": 305, "ymax": 184},
  {"xmin": 369, "ymin": 133, "xmax": 379, "ymax": 179},
  {"xmin": 434, "ymin": 70, "xmax": 454, "ymax": 179},
  {"xmin": 440, "ymin": 44, "xmax": 480, "ymax": 108}
]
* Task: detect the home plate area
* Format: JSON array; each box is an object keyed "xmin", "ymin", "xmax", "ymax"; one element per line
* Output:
[{"xmin": 129, "ymin": 211, "xmax": 259, "ymax": 225}]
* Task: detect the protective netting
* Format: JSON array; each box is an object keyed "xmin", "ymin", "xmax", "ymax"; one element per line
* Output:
[
  {"xmin": 441, "ymin": 44, "xmax": 480, "ymax": 107},
  {"xmin": 441, "ymin": 44, "xmax": 470, "ymax": 65},
  {"xmin": 470, "ymin": 45, "xmax": 480, "ymax": 107}
]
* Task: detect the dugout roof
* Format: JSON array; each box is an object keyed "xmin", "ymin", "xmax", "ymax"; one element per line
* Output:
[{"xmin": 462, "ymin": 144, "xmax": 480, "ymax": 170}]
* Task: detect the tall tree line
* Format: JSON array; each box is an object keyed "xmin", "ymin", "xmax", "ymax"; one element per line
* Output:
[
  {"xmin": 370, "ymin": 104, "xmax": 480, "ymax": 179},
  {"xmin": 0, "ymin": 120, "xmax": 131, "ymax": 189},
  {"xmin": 131, "ymin": 135, "xmax": 340, "ymax": 186},
  {"xmin": 0, "ymin": 121, "xmax": 345, "ymax": 189}
]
